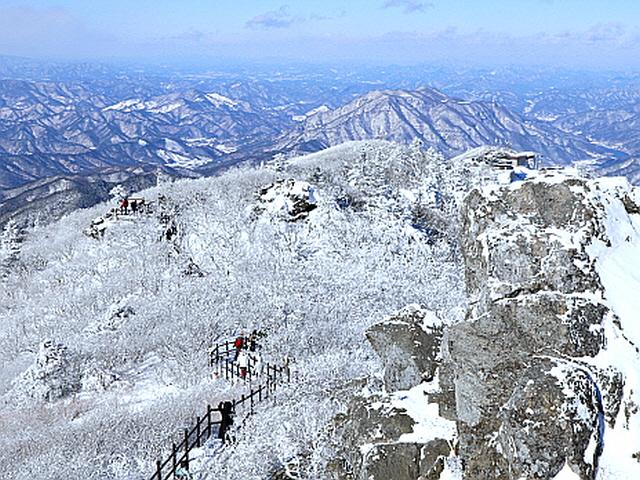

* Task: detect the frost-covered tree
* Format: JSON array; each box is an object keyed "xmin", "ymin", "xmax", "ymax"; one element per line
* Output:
[
  {"xmin": 0, "ymin": 219, "xmax": 25, "ymax": 278},
  {"xmin": 109, "ymin": 184, "xmax": 128, "ymax": 202}
]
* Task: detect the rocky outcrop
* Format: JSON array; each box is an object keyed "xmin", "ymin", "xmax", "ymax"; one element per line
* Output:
[
  {"xmin": 366, "ymin": 305, "xmax": 443, "ymax": 392},
  {"xmin": 441, "ymin": 172, "xmax": 633, "ymax": 479},
  {"xmin": 327, "ymin": 392, "xmax": 455, "ymax": 480},
  {"xmin": 329, "ymin": 169, "xmax": 640, "ymax": 480},
  {"xmin": 256, "ymin": 179, "xmax": 317, "ymax": 221},
  {"xmin": 326, "ymin": 306, "xmax": 454, "ymax": 480}
]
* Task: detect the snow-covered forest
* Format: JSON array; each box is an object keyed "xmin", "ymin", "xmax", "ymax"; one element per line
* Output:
[{"xmin": 0, "ymin": 141, "xmax": 469, "ymax": 479}]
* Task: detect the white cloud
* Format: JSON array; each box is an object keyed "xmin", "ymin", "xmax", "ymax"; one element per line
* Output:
[
  {"xmin": 245, "ymin": 5, "xmax": 299, "ymax": 30},
  {"xmin": 382, "ymin": 0, "xmax": 433, "ymax": 13}
]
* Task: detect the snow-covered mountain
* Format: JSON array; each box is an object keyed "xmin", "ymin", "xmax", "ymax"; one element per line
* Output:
[
  {"xmin": 0, "ymin": 79, "xmax": 284, "ymax": 190},
  {"xmin": 2, "ymin": 141, "xmax": 639, "ymax": 480},
  {"xmin": 277, "ymin": 87, "xmax": 628, "ymax": 168}
]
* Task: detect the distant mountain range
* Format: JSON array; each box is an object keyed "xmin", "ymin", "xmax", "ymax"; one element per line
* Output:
[
  {"xmin": 0, "ymin": 79, "xmax": 288, "ymax": 190},
  {"xmin": 276, "ymin": 87, "xmax": 628, "ymax": 167},
  {"xmin": 1, "ymin": 63, "xmax": 639, "ymax": 224}
]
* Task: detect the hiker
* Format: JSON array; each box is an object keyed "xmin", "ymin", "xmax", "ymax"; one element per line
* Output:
[
  {"xmin": 218, "ymin": 400, "xmax": 234, "ymax": 444},
  {"xmin": 175, "ymin": 460, "xmax": 193, "ymax": 479},
  {"xmin": 131, "ymin": 199, "xmax": 138, "ymax": 214},
  {"xmin": 248, "ymin": 329, "xmax": 258, "ymax": 352},
  {"xmin": 233, "ymin": 333, "xmax": 245, "ymax": 360},
  {"xmin": 249, "ymin": 350, "xmax": 261, "ymax": 377},
  {"xmin": 237, "ymin": 350, "xmax": 249, "ymax": 379},
  {"xmin": 120, "ymin": 197, "xmax": 129, "ymax": 215}
]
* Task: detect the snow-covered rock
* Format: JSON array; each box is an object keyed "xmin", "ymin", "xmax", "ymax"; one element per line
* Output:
[
  {"xmin": 442, "ymin": 169, "xmax": 640, "ymax": 479},
  {"xmin": 11, "ymin": 340, "xmax": 81, "ymax": 402},
  {"xmin": 256, "ymin": 178, "xmax": 318, "ymax": 221},
  {"xmin": 328, "ymin": 382, "xmax": 456, "ymax": 480},
  {"xmin": 365, "ymin": 305, "xmax": 443, "ymax": 392}
]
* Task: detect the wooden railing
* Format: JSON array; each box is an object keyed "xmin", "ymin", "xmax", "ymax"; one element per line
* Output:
[
  {"xmin": 148, "ymin": 340, "xmax": 292, "ymax": 480},
  {"xmin": 152, "ymin": 404, "xmax": 221, "ymax": 480}
]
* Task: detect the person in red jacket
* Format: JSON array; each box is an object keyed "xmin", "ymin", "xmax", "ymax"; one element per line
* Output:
[
  {"xmin": 120, "ymin": 197, "xmax": 129, "ymax": 215},
  {"xmin": 234, "ymin": 334, "xmax": 245, "ymax": 360}
]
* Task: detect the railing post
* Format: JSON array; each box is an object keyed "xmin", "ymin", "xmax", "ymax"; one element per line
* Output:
[
  {"xmin": 184, "ymin": 428, "xmax": 190, "ymax": 470},
  {"xmin": 207, "ymin": 404, "xmax": 212, "ymax": 438},
  {"xmin": 250, "ymin": 388, "xmax": 255, "ymax": 414},
  {"xmin": 172, "ymin": 442, "xmax": 177, "ymax": 474},
  {"xmin": 259, "ymin": 385, "xmax": 263, "ymax": 402},
  {"xmin": 196, "ymin": 416, "xmax": 201, "ymax": 447},
  {"xmin": 287, "ymin": 365, "xmax": 291, "ymax": 383},
  {"xmin": 156, "ymin": 460, "xmax": 162, "ymax": 480}
]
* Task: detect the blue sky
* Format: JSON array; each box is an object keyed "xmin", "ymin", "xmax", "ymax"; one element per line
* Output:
[{"xmin": 0, "ymin": 1, "xmax": 639, "ymax": 68}]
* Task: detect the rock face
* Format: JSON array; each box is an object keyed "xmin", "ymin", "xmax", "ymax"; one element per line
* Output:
[
  {"xmin": 327, "ymin": 307, "xmax": 455, "ymax": 480},
  {"xmin": 442, "ymin": 173, "xmax": 630, "ymax": 479},
  {"xmin": 366, "ymin": 305, "xmax": 443, "ymax": 392},
  {"xmin": 328, "ymin": 392, "xmax": 454, "ymax": 480}
]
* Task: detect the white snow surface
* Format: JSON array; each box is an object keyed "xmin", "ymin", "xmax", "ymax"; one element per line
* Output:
[
  {"xmin": 156, "ymin": 149, "xmax": 212, "ymax": 168},
  {"xmin": 583, "ymin": 177, "xmax": 640, "ymax": 480},
  {"xmin": 205, "ymin": 92, "xmax": 239, "ymax": 108},
  {"xmin": 292, "ymin": 104, "xmax": 330, "ymax": 121}
]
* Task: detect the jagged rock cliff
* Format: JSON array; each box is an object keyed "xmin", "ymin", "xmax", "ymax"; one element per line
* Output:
[
  {"xmin": 445, "ymin": 170, "xmax": 640, "ymax": 479},
  {"xmin": 331, "ymin": 169, "xmax": 640, "ymax": 480}
]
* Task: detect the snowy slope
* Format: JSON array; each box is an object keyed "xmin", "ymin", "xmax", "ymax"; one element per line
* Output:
[
  {"xmin": 585, "ymin": 179, "xmax": 640, "ymax": 479},
  {"xmin": 0, "ymin": 141, "xmax": 466, "ymax": 479}
]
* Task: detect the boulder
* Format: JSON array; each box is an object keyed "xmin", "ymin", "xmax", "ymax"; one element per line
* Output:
[
  {"xmin": 362, "ymin": 443, "xmax": 421, "ymax": 480},
  {"xmin": 366, "ymin": 305, "xmax": 443, "ymax": 392}
]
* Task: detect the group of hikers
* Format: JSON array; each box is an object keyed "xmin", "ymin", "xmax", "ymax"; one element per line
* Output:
[
  {"xmin": 172, "ymin": 330, "xmax": 278, "ymax": 479},
  {"xmin": 232, "ymin": 330, "xmax": 263, "ymax": 379},
  {"xmin": 117, "ymin": 197, "xmax": 146, "ymax": 215}
]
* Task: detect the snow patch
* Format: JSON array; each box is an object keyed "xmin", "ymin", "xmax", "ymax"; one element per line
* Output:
[
  {"xmin": 205, "ymin": 93, "xmax": 238, "ymax": 108},
  {"xmin": 553, "ymin": 462, "xmax": 582, "ymax": 479},
  {"xmin": 390, "ymin": 382, "xmax": 456, "ymax": 444},
  {"xmin": 156, "ymin": 149, "xmax": 212, "ymax": 169},
  {"xmin": 292, "ymin": 104, "xmax": 330, "ymax": 122}
]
